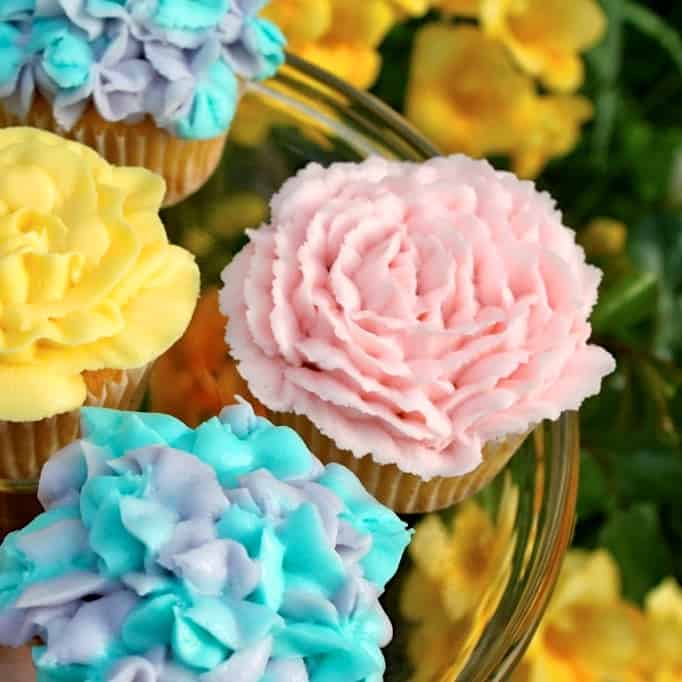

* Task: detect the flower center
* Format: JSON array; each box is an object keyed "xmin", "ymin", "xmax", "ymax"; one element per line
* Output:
[
  {"xmin": 1, "ymin": 165, "xmax": 58, "ymax": 213},
  {"xmin": 0, "ymin": 208, "xmax": 69, "ymax": 257}
]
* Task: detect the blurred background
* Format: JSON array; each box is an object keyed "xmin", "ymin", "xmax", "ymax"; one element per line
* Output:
[{"xmin": 167, "ymin": 1, "xmax": 682, "ymax": 679}]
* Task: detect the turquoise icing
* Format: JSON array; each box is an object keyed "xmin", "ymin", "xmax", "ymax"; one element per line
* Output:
[
  {"xmin": 0, "ymin": 24, "xmax": 24, "ymax": 85},
  {"xmin": 41, "ymin": 30, "xmax": 93, "ymax": 89},
  {"xmin": 0, "ymin": 1, "xmax": 34, "ymax": 21},
  {"xmin": 175, "ymin": 58, "xmax": 239, "ymax": 140},
  {"xmin": 153, "ymin": 0, "xmax": 230, "ymax": 31},
  {"xmin": 0, "ymin": 403, "xmax": 412, "ymax": 681},
  {"xmin": 247, "ymin": 17, "xmax": 286, "ymax": 80},
  {"xmin": 0, "ymin": 1, "xmax": 286, "ymax": 139}
]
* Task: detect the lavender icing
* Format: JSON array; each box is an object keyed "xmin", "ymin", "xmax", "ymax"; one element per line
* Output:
[
  {"xmin": 0, "ymin": 1, "xmax": 285, "ymax": 139},
  {"xmin": 0, "ymin": 402, "xmax": 411, "ymax": 681}
]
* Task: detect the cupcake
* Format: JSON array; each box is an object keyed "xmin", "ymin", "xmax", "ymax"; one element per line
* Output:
[
  {"xmin": 0, "ymin": 127, "xmax": 200, "ymax": 485},
  {"xmin": 151, "ymin": 287, "xmax": 266, "ymax": 427},
  {"xmin": 0, "ymin": 1, "xmax": 286, "ymax": 206},
  {"xmin": 220, "ymin": 155, "xmax": 615, "ymax": 513},
  {"xmin": 0, "ymin": 402, "xmax": 411, "ymax": 681}
]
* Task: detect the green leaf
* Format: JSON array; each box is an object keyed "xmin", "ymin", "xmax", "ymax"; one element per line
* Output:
[
  {"xmin": 577, "ymin": 450, "xmax": 612, "ymax": 521},
  {"xmin": 614, "ymin": 448, "xmax": 682, "ymax": 505},
  {"xmin": 630, "ymin": 214, "xmax": 682, "ymax": 287},
  {"xmin": 372, "ymin": 14, "xmax": 437, "ymax": 113},
  {"xmin": 634, "ymin": 361, "xmax": 681, "ymax": 442},
  {"xmin": 587, "ymin": 0, "xmax": 625, "ymax": 158},
  {"xmin": 591, "ymin": 270, "xmax": 658, "ymax": 335},
  {"xmin": 621, "ymin": 122, "xmax": 682, "ymax": 205},
  {"xmin": 624, "ymin": 2, "xmax": 682, "ymax": 74},
  {"xmin": 590, "ymin": 0, "xmax": 625, "ymax": 82},
  {"xmin": 599, "ymin": 504, "xmax": 674, "ymax": 603},
  {"xmin": 629, "ymin": 214, "xmax": 682, "ymax": 359}
]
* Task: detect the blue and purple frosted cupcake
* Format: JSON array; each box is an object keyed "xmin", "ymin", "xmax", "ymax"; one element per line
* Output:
[
  {"xmin": 0, "ymin": 1, "xmax": 286, "ymax": 205},
  {"xmin": 0, "ymin": 401, "xmax": 411, "ymax": 681}
]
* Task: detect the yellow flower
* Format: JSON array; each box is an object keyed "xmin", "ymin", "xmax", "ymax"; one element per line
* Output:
[
  {"xmin": 580, "ymin": 218, "xmax": 628, "ymax": 259},
  {"xmin": 480, "ymin": 0, "xmax": 606, "ymax": 92},
  {"xmin": 431, "ymin": 0, "xmax": 480, "ymax": 15},
  {"xmin": 297, "ymin": 41, "xmax": 382, "ymax": 90},
  {"xmin": 0, "ymin": 128, "xmax": 199, "ymax": 422},
  {"xmin": 643, "ymin": 578, "xmax": 682, "ymax": 681},
  {"xmin": 406, "ymin": 24, "xmax": 534, "ymax": 159},
  {"xmin": 406, "ymin": 24, "xmax": 593, "ymax": 177},
  {"xmin": 388, "ymin": 0, "xmax": 431, "ymax": 18},
  {"xmin": 402, "ymin": 476, "xmax": 519, "ymax": 681},
  {"xmin": 513, "ymin": 550, "xmax": 646, "ymax": 682},
  {"xmin": 261, "ymin": 0, "xmax": 332, "ymax": 45},
  {"xmin": 510, "ymin": 94, "xmax": 593, "ymax": 178},
  {"xmin": 263, "ymin": 0, "xmax": 427, "ymax": 89}
]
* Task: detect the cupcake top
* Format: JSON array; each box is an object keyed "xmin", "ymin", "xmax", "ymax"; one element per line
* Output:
[
  {"xmin": 0, "ymin": 401, "xmax": 411, "ymax": 681},
  {"xmin": 220, "ymin": 155, "xmax": 616, "ymax": 480},
  {"xmin": 0, "ymin": 1, "xmax": 286, "ymax": 139},
  {"xmin": 0, "ymin": 127, "xmax": 200, "ymax": 422}
]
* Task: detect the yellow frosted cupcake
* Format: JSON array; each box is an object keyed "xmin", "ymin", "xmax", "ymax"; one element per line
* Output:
[{"xmin": 0, "ymin": 127, "xmax": 200, "ymax": 484}]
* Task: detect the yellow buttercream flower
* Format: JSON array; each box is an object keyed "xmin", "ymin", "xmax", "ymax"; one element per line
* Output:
[
  {"xmin": 513, "ymin": 550, "xmax": 646, "ymax": 682},
  {"xmin": 402, "ymin": 476, "xmax": 519, "ymax": 681},
  {"xmin": 511, "ymin": 94, "xmax": 593, "ymax": 178},
  {"xmin": 480, "ymin": 0, "xmax": 606, "ymax": 92},
  {"xmin": 406, "ymin": 24, "xmax": 534, "ymax": 159},
  {"xmin": 643, "ymin": 579, "xmax": 682, "ymax": 681},
  {"xmin": 0, "ymin": 128, "xmax": 200, "ymax": 421},
  {"xmin": 263, "ymin": 0, "xmax": 427, "ymax": 89}
]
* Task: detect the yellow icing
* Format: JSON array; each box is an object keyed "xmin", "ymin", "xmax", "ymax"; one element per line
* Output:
[{"xmin": 0, "ymin": 128, "xmax": 200, "ymax": 422}]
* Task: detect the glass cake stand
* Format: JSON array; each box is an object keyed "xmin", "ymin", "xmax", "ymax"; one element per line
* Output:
[{"xmin": 0, "ymin": 55, "xmax": 579, "ymax": 682}]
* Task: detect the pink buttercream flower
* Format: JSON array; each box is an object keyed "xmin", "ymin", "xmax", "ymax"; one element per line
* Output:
[{"xmin": 220, "ymin": 156, "xmax": 615, "ymax": 479}]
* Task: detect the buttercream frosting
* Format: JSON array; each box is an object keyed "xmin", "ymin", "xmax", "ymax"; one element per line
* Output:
[
  {"xmin": 0, "ymin": 127, "xmax": 200, "ymax": 421},
  {"xmin": 0, "ymin": 0, "xmax": 285, "ymax": 139},
  {"xmin": 219, "ymin": 155, "xmax": 616, "ymax": 480},
  {"xmin": 0, "ymin": 401, "xmax": 411, "ymax": 681}
]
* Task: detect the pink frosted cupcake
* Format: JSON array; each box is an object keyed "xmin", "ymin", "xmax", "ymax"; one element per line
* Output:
[{"xmin": 220, "ymin": 156, "xmax": 615, "ymax": 513}]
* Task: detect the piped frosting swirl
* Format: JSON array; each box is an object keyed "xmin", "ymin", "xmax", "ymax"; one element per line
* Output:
[
  {"xmin": 0, "ymin": 0, "xmax": 286, "ymax": 139},
  {"xmin": 0, "ymin": 401, "xmax": 411, "ymax": 681}
]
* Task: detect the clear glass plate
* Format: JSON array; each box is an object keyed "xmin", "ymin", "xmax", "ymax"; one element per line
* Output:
[{"xmin": 0, "ymin": 55, "xmax": 579, "ymax": 682}]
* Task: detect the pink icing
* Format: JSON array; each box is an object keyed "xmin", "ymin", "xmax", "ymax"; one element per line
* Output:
[{"xmin": 220, "ymin": 156, "xmax": 615, "ymax": 480}]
